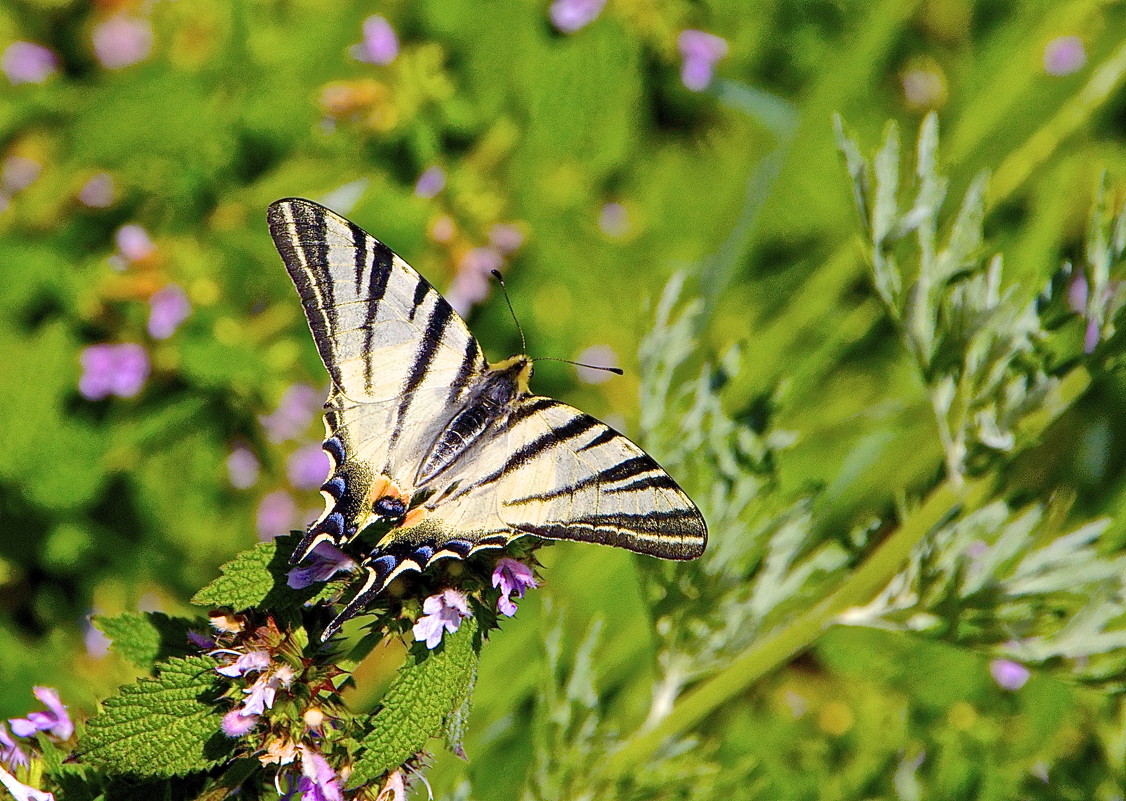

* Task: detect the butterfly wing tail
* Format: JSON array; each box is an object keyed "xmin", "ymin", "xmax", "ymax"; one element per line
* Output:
[{"xmin": 319, "ymin": 553, "xmax": 423, "ymax": 641}]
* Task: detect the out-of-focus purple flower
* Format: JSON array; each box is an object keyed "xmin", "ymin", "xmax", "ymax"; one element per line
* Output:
[
  {"xmin": 0, "ymin": 764, "xmax": 53, "ymax": 801},
  {"xmin": 83, "ymin": 616, "xmax": 111, "ymax": 659},
  {"xmin": 216, "ymin": 649, "xmax": 271, "ymax": 679},
  {"xmin": 0, "ymin": 725, "xmax": 29, "ymax": 770},
  {"xmin": 298, "ymin": 746, "xmax": 344, "ymax": 801},
  {"xmin": 188, "ymin": 630, "xmax": 216, "ymax": 651},
  {"xmin": 1085, "ymin": 317, "xmax": 1100, "ymax": 354},
  {"xmin": 1044, "ymin": 35, "xmax": 1086, "ymax": 76},
  {"xmin": 226, "ymin": 446, "xmax": 260, "ymax": 490},
  {"xmin": 1068, "ymin": 273, "xmax": 1088, "ymax": 313},
  {"xmin": 677, "ymin": 30, "xmax": 727, "ymax": 92},
  {"xmin": 489, "ymin": 223, "xmax": 524, "ymax": 254},
  {"xmin": 287, "ymin": 444, "xmax": 331, "ymax": 490},
  {"xmin": 2, "ymin": 156, "xmax": 41, "ymax": 193},
  {"xmin": 78, "ymin": 343, "xmax": 150, "ymax": 400},
  {"xmin": 414, "ymin": 166, "xmax": 446, "ymax": 198},
  {"xmin": 79, "ymin": 173, "xmax": 115, "ymax": 209},
  {"xmin": 147, "ymin": 284, "xmax": 191, "ymax": 339},
  {"xmin": 288, "ymin": 542, "xmax": 357, "ymax": 589},
  {"xmin": 900, "ymin": 67, "xmax": 947, "ymax": 110},
  {"xmin": 2, "ymin": 41, "xmax": 58, "ymax": 85},
  {"xmin": 256, "ymin": 490, "xmax": 297, "ymax": 540},
  {"xmin": 429, "ymin": 214, "xmax": 456, "ymax": 244},
  {"xmin": 549, "ymin": 0, "xmax": 606, "ymax": 33},
  {"xmin": 574, "ymin": 344, "xmax": 619, "ymax": 384},
  {"xmin": 9, "ymin": 687, "xmax": 73, "ymax": 741},
  {"xmin": 413, "ymin": 589, "xmax": 472, "ymax": 649},
  {"xmin": 446, "ymin": 247, "xmax": 503, "ymax": 316},
  {"xmin": 351, "ymin": 15, "xmax": 399, "ymax": 66},
  {"xmin": 989, "ymin": 658, "xmax": 1031, "ymax": 691},
  {"xmin": 260, "ymin": 384, "xmax": 321, "ymax": 444},
  {"xmin": 92, "ymin": 15, "xmax": 153, "ymax": 69},
  {"xmin": 115, "ymin": 223, "xmax": 156, "ymax": 264},
  {"xmin": 221, "ymin": 708, "xmax": 259, "ymax": 737},
  {"xmin": 491, "ymin": 558, "xmax": 538, "ymax": 617},
  {"xmin": 599, "ymin": 202, "xmax": 630, "ymax": 238}
]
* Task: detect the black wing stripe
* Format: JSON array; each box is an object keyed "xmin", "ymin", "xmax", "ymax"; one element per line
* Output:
[
  {"xmin": 448, "ymin": 337, "xmax": 483, "ymax": 403},
  {"xmin": 504, "ymin": 463, "xmax": 678, "ymax": 506},
  {"xmin": 577, "ymin": 427, "xmax": 618, "ymax": 451},
  {"xmin": 409, "ymin": 276, "xmax": 430, "ymax": 321},
  {"xmin": 361, "ymin": 243, "xmax": 394, "ymax": 392},
  {"xmin": 509, "ymin": 397, "xmax": 557, "ymax": 424},
  {"xmin": 349, "ymin": 221, "xmax": 368, "ymax": 289}
]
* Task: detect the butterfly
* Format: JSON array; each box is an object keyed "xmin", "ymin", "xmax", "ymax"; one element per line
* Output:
[{"xmin": 267, "ymin": 198, "xmax": 707, "ymax": 639}]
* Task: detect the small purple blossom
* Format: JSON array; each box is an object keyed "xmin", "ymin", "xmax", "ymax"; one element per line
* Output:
[
  {"xmin": 78, "ymin": 343, "xmax": 150, "ymax": 400},
  {"xmin": 221, "ymin": 708, "xmax": 259, "ymax": 737},
  {"xmin": 1044, "ymin": 35, "xmax": 1086, "ymax": 76},
  {"xmin": 489, "ymin": 223, "xmax": 524, "ymax": 254},
  {"xmin": 677, "ymin": 30, "xmax": 728, "ymax": 92},
  {"xmin": 287, "ymin": 542, "xmax": 357, "ymax": 589},
  {"xmin": 240, "ymin": 674, "xmax": 278, "ymax": 717},
  {"xmin": 989, "ymin": 658, "xmax": 1031, "ymax": 691},
  {"xmin": 0, "ymin": 725, "xmax": 28, "ymax": 770},
  {"xmin": 549, "ymin": 0, "xmax": 606, "ymax": 34},
  {"xmin": 1085, "ymin": 317, "xmax": 1101, "ymax": 354},
  {"xmin": 261, "ymin": 383, "xmax": 321, "ymax": 443},
  {"xmin": 351, "ymin": 15, "xmax": 399, "ymax": 66},
  {"xmin": 492, "ymin": 558, "xmax": 538, "ymax": 617},
  {"xmin": 115, "ymin": 223, "xmax": 156, "ymax": 264},
  {"xmin": 0, "ymin": 764, "xmax": 53, "ymax": 801},
  {"xmin": 92, "ymin": 15, "xmax": 153, "ymax": 70},
  {"xmin": 226, "ymin": 446, "xmax": 260, "ymax": 489},
  {"xmin": 147, "ymin": 283, "xmax": 191, "ymax": 339},
  {"xmin": 83, "ymin": 616, "xmax": 111, "ymax": 659},
  {"xmin": 414, "ymin": 165, "xmax": 446, "ymax": 198},
  {"xmin": 287, "ymin": 444, "xmax": 331, "ymax": 490},
  {"xmin": 599, "ymin": 202, "xmax": 630, "ymax": 238},
  {"xmin": 256, "ymin": 490, "xmax": 297, "ymax": 540},
  {"xmin": 1068, "ymin": 273, "xmax": 1088, "ymax": 313},
  {"xmin": 446, "ymin": 247, "xmax": 503, "ymax": 316},
  {"xmin": 2, "ymin": 157, "xmax": 41, "ymax": 193},
  {"xmin": 574, "ymin": 344, "xmax": 619, "ymax": 385},
  {"xmin": 79, "ymin": 173, "xmax": 115, "ymax": 209},
  {"xmin": 216, "ymin": 649, "xmax": 271, "ymax": 678},
  {"xmin": 8, "ymin": 687, "xmax": 73, "ymax": 741},
  {"xmin": 188, "ymin": 630, "xmax": 216, "ymax": 650},
  {"xmin": 2, "ymin": 41, "xmax": 58, "ymax": 86},
  {"xmin": 298, "ymin": 747, "xmax": 344, "ymax": 801},
  {"xmin": 413, "ymin": 589, "xmax": 472, "ymax": 649}
]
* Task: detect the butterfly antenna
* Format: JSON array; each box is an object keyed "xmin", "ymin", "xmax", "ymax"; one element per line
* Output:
[
  {"xmin": 532, "ymin": 356, "xmax": 624, "ymax": 377},
  {"xmin": 490, "ymin": 270, "xmax": 526, "ymax": 354}
]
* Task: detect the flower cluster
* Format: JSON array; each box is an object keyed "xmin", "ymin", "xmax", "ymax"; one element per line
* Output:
[{"xmin": 0, "ymin": 687, "xmax": 74, "ymax": 800}]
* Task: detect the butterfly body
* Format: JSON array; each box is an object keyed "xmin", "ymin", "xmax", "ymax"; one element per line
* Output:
[{"xmin": 268, "ymin": 198, "xmax": 706, "ymax": 639}]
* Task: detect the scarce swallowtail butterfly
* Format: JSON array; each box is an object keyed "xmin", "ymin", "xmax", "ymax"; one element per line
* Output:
[{"xmin": 268, "ymin": 198, "xmax": 707, "ymax": 639}]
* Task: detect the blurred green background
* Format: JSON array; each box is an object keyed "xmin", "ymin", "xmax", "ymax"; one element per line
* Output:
[{"xmin": 2, "ymin": 0, "xmax": 1126, "ymax": 798}]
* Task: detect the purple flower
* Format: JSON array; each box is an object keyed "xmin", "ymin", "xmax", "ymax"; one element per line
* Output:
[
  {"xmin": 221, "ymin": 708, "xmax": 259, "ymax": 737},
  {"xmin": 298, "ymin": 747, "xmax": 344, "ymax": 801},
  {"xmin": 599, "ymin": 202, "xmax": 630, "ymax": 237},
  {"xmin": 677, "ymin": 30, "xmax": 728, "ymax": 92},
  {"xmin": 574, "ymin": 344, "xmax": 619, "ymax": 385},
  {"xmin": 412, "ymin": 589, "xmax": 472, "ymax": 648},
  {"xmin": 0, "ymin": 725, "xmax": 28, "ymax": 770},
  {"xmin": 1068, "ymin": 273, "xmax": 1088, "ymax": 313},
  {"xmin": 188, "ymin": 630, "xmax": 216, "ymax": 650},
  {"xmin": 226, "ymin": 446, "xmax": 260, "ymax": 489},
  {"xmin": 147, "ymin": 284, "xmax": 191, "ymax": 339},
  {"xmin": 9, "ymin": 687, "xmax": 73, "ymax": 741},
  {"xmin": 0, "ymin": 765, "xmax": 53, "ymax": 801},
  {"xmin": 83, "ymin": 616, "xmax": 111, "ymax": 659},
  {"xmin": 240, "ymin": 674, "xmax": 278, "ymax": 717},
  {"xmin": 2, "ymin": 157, "xmax": 41, "ymax": 193},
  {"xmin": 1044, "ymin": 35, "xmax": 1086, "ymax": 76},
  {"xmin": 446, "ymin": 247, "xmax": 503, "ymax": 316},
  {"xmin": 78, "ymin": 173, "xmax": 115, "ymax": 208},
  {"xmin": 989, "ymin": 659, "xmax": 1031, "ymax": 691},
  {"xmin": 114, "ymin": 223, "xmax": 156, "ymax": 264},
  {"xmin": 287, "ymin": 444, "xmax": 331, "ymax": 490},
  {"xmin": 351, "ymin": 15, "xmax": 399, "ymax": 66},
  {"xmin": 92, "ymin": 15, "xmax": 153, "ymax": 69},
  {"xmin": 287, "ymin": 542, "xmax": 357, "ymax": 589},
  {"xmin": 260, "ymin": 384, "xmax": 321, "ymax": 443},
  {"xmin": 2, "ymin": 41, "xmax": 58, "ymax": 85},
  {"xmin": 549, "ymin": 0, "xmax": 606, "ymax": 33},
  {"xmin": 1085, "ymin": 317, "xmax": 1100, "ymax": 354},
  {"xmin": 78, "ymin": 343, "xmax": 150, "ymax": 400},
  {"xmin": 216, "ymin": 649, "xmax": 271, "ymax": 678},
  {"xmin": 256, "ymin": 491, "xmax": 297, "ymax": 540},
  {"xmin": 414, "ymin": 166, "xmax": 446, "ymax": 198},
  {"xmin": 489, "ymin": 223, "xmax": 525, "ymax": 254},
  {"xmin": 492, "ymin": 558, "xmax": 538, "ymax": 617}
]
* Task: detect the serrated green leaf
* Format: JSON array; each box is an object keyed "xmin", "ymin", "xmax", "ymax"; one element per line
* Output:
[
  {"xmin": 348, "ymin": 615, "xmax": 481, "ymax": 788},
  {"xmin": 76, "ymin": 656, "xmax": 233, "ymax": 777},
  {"xmin": 192, "ymin": 534, "xmax": 320, "ymax": 612},
  {"xmin": 93, "ymin": 612, "xmax": 200, "ymax": 671}
]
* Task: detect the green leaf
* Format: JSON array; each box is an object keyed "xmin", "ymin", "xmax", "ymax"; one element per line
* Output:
[
  {"xmin": 93, "ymin": 612, "xmax": 200, "ymax": 671},
  {"xmin": 75, "ymin": 656, "xmax": 233, "ymax": 777},
  {"xmin": 348, "ymin": 615, "xmax": 481, "ymax": 788},
  {"xmin": 192, "ymin": 534, "xmax": 321, "ymax": 612}
]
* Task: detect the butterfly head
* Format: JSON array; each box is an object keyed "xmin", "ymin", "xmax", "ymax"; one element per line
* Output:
[{"xmin": 488, "ymin": 354, "xmax": 534, "ymax": 397}]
